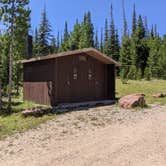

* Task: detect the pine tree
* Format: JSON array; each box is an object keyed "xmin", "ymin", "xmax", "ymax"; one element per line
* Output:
[
  {"xmin": 109, "ymin": 4, "xmax": 116, "ymax": 58},
  {"xmin": 50, "ymin": 36, "xmax": 56, "ymax": 54},
  {"xmin": 158, "ymin": 37, "xmax": 166, "ymax": 79},
  {"xmin": 130, "ymin": 15, "xmax": 148, "ymax": 79},
  {"xmin": 150, "ymin": 25, "xmax": 154, "ymax": 39},
  {"xmin": 122, "ymin": 0, "xmax": 128, "ymax": 37},
  {"xmin": 56, "ymin": 31, "xmax": 60, "ymax": 52},
  {"xmin": 144, "ymin": 16, "xmax": 149, "ymax": 39},
  {"xmin": 120, "ymin": 36, "xmax": 132, "ymax": 83},
  {"xmin": 103, "ymin": 19, "xmax": 109, "ymax": 55},
  {"xmin": 79, "ymin": 11, "xmax": 94, "ymax": 48},
  {"xmin": 100, "ymin": 28, "xmax": 104, "ymax": 53},
  {"xmin": 154, "ymin": 24, "xmax": 159, "ymax": 38},
  {"xmin": 147, "ymin": 35, "xmax": 161, "ymax": 78},
  {"xmin": 144, "ymin": 67, "xmax": 152, "ymax": 80},
  {"xmin": 132, "ymin": 4, "xmax": 137, "ymax": 35},
  {"xmin": 70, "ymin": 20, "xmax": 81, "ymax": 50},
  {"xmin": 64, "ymin": 21, "xmax": 69, "ymax": 43},
  {"xmin": 0, "ymin": 35, "xmax": 10, "ymax": 93},
  {"xmin": 38, "ymin": 7, "xmax": 52, "ymax": 56},
  {"xmin": 114, "ymin": 29, "xmax": 120, "ymax": 61},
  {"xmin": 33, "ymin": 28, "xmax": 39, "ymax": 56},
  {"xmin": 94, "ymin": 30, "xmax": 99, "ymax": 50},
  {"xmin": 0, "ymin": 0, "xmax": 30, "ymax": 111},
  {"xmin": 60, "ymin": 21, "xmax": 70, "ymax": 51},
  {"xmin": 137, "ymin": 15, "xmax": 145, "ymax": 39},
  {"xmin": 13, "ymin": 2, "xmax": 30, "ymax": 94},
  {"xmin": 86, "ymin": 11, "xmax": 94, "ymax": 47},
  {"xmin": 0, "ymin": 30, "xmax": 8, "ymax": 108},
  {"xmin": 129, "ymin": 35, "xmax": 138, "ymax": 79}
]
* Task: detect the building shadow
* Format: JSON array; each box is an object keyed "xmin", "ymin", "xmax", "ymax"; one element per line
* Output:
[{"xmin": 53, "ymin": 100, "xmax": 117, "ymax": 115}]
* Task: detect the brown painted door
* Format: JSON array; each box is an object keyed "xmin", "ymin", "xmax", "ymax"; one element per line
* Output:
[
  {"xmin": 72, "ymin": 62, "xmax": 89, "ymax": 102},
  {"xmin": 78, "ymin": 62, "xmax": 89, "ymax": 101},
  {"xmin": 72, "ymin": 56, "xmax": 95, "ymax": 102},
  {"xmin": 95, "ymin": 62, "xmax": 105, "ymax": 100},
  {"xmin": 57, "ymin": 59, "xmax": 72, "ymax": 103}
]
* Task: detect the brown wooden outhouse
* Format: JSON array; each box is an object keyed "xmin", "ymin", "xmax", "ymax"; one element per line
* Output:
[{"xmin": 22, "ymin": 48, "xmax": 119, "ymax": 106}]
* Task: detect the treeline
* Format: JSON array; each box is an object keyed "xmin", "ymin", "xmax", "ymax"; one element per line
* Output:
[
  {"xmin": 120, "ymin": 5, "xmax": 166, "ymax": 82},
  {"xmin": 0, "ymin": 0, "xmax": 30, "ymax": 111},
  {"xmin": 0, "ymin": 1, "xmax": 165, "ymax": 111},
  {"xmin": 33, "ymin": 4, "xmax": 166, "ymax": 82},
  {"xmin": 33, "ymin": 5, "xmax": 120, "ymax": 62},
  {"xmin": 33, "ymin": 8, "xmax": 98, "ymax": 56}
]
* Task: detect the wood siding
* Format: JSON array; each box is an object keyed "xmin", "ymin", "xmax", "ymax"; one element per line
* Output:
[
  {"xmin": 23, "ymin": 82, "xmax": 52, "ymax": 105},
  {"xmin": 23, "ymin": 53, "xmax": 115, "ymax": 106},
  {"xmin": 107, "ymin": 64, "xmax": 115, "ymax": 100},
  {"xmin": 55, "ymin": 54, "xmax": 108, "ymax": 104},
  {"xmin": 23, "ymin": 59, "xmax": 55, "ymax": 105}
]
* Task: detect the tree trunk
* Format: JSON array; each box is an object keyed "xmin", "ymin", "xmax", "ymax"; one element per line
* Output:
[
  {"xmin": 0, "ymin": 80, "xmax": 2, "ymax": 110},
  {"xmin": 7, "ymin": 0, "xmax": 15, "ymax": 112}
]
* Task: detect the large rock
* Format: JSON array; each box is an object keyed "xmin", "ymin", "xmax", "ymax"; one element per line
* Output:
[
  {"xmin": 119, "ymin": 94, "xmax": 146, "ymax": 109},
  {"xmin": 22, "ymin": 107, "xmax": 51, "ymax": 117},
  {"xmin": 153, "ymin": 93, "xmax": 166, "ymax": 98}
]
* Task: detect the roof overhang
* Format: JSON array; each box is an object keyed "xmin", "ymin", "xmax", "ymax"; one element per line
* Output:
[{"xmin": 21, "ymin": 48, "xmax": 120, "ymax": 66}]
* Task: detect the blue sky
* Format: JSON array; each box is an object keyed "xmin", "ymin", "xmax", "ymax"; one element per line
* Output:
[{"xmin": 29, "ymin": 0, "xmax": 166, "ymax": 39}]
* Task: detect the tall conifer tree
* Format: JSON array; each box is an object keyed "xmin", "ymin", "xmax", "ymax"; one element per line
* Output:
[
  {"xmin": 109, "ymin": 4, "xmax": 116, "ymax": 58},
  {"xmin": 33, "ymin": 28, "xmax": 39, "ymax": 56},
  {"xmin": 38, "ymin": 7, "xmax": 52, "ymax": 56},
  {"xmin": 0, "ymin": 0, "xmax": 30, "ymax": 111},
  {"xmin": 94, "ymin": 30, "xmax": 99, "ymax": 50},
  {"xmin": 60, "ymin": 21, "xmax": 70, "ymax": 51},
  {"xmin": 103, "ymin": 19, "xmax": 109, "ymax": 55},
  {"xmin": 132, "ymin": 4, "xmax": 137, "ymax": 35},
  {"xmin": 79, "ymin": 11, "xmax": 94, "ymax": 48},
  {"xmin": 70, "ymin": 20, "xmax": 81, "ymax": 50},
  {"xmin": 100, "ymin": 28, "xmax": 104, "ymax": 53},
  {"xmin": 114, "ymin": 29, "xmax": 120, "ymax": 61},
  {"xmin": 122, "ymin": 0, "xmax": 128, "ymax": 37}
]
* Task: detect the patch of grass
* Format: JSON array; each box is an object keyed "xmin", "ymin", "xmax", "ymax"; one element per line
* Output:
[
  {"xmin": 0, "ymin": 95, "xmax": 55, "ymax": 140},
  {"xmin": 0, "ymin": 113, "xmax": 54, "ymax": 140},
  {"xmin": 116, "ymin": 79, "xmax": 166, "ymax": 104}
]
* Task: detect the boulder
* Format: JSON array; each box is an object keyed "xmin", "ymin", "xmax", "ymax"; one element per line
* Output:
[
  {"xmin": 153, "ymin": 93, "xmax": 166, "ymax": 98},
  {"xmin": 22, "ymin": 107, "xmax": 51, "ymax": 117},
  {"xmin": 119, "ymin": 94, "xmax": 146, "ymax": 109}
]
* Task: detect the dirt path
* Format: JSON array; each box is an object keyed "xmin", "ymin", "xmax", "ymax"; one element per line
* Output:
[{"xmin": 0, "ymin": 104, "xmax": 166, "ymax": 166}]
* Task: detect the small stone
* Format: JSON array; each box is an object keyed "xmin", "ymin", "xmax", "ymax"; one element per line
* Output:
[
  {"xmin": 153, "ymin": 93, "xmax": 166, "ymax": 98},
  {"xmin": 22, "ymin": 106, "xmax": 51, "ymax": 117}
]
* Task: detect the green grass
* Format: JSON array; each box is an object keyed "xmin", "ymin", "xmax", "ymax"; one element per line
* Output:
[
  {"xmin": 0, "ymin": 95, "xmax": 55, "ymax": 140},
  {"xmin": 0, "ymin": 79, "xmax": 165, "ymax": 140},
  {"xmin": 0, "ymin": 113, "xmax": 54, "ymax": 140},
  {"xmin": 116, "ymin": 79, "xmax": 166, "ymax": 104}
]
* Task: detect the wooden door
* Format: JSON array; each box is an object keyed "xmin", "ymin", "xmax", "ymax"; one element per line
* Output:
[
  {"xmin": 57, "ymin": 59, "xmax": 72, "ymax": 103},
  {"xmin": 95, "ymin": 62, "xmax": 105, "ymax": 100},
  {"xmin": 72, "ymin": 55, "xmax": 95, "ymax": 102}
]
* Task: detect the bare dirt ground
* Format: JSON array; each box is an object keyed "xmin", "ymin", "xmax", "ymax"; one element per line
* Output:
[{"xmin": 0, "ymin": 104, "xmax": 166, "ymax": 166}]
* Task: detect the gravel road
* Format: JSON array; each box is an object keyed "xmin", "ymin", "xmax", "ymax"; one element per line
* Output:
[{"xmin": 0, "ymin": 104, "xmax": 166, "ymax": 166}]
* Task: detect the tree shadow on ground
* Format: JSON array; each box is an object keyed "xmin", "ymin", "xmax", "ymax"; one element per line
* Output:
[{"xmin": 0, "ymin": 101, "xmax": 25, "ymax": 117}]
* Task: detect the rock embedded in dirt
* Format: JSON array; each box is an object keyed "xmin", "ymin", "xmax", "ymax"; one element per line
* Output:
[
  {"xmin": 22, "ymin": 107, "xmax": 51, "ymax": 117},
  {"xmin": 153, "ymin": 93, "xmax": 166, "ymax": 98},
  {"xmin": 119, "ymin": 94, "xmax": 146, "ymax": 109}
]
